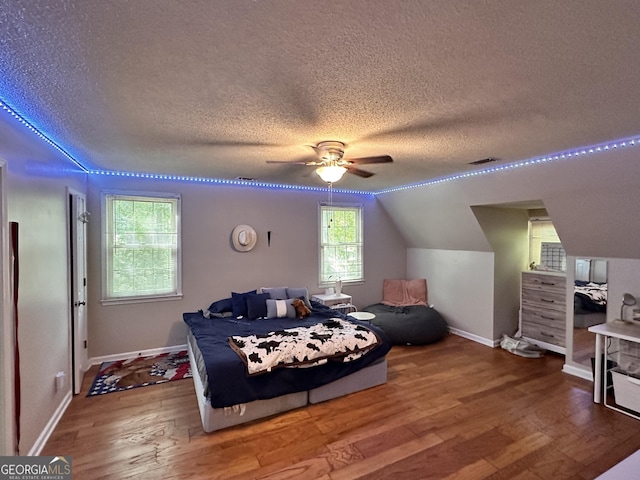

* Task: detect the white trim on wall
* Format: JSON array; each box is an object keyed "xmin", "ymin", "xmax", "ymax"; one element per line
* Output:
[
  {"xmin": 27, "ymin": 392, "xmax": 71, "ymax": 456},
  {"xmin": 448, "ymin": 327, "xmax": 498, "ymax": 348},
  {"xmin": 89, "ymin": 343, "xmax": 188, "ymax": 367}
]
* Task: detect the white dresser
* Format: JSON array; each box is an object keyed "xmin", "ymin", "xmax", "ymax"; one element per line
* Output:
[{"xmin": 520, "ymin": 271, "xmax": 566, "ymax": 354}]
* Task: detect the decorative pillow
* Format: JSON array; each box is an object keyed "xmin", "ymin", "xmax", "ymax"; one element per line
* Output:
[
  {"xmin": 265, "ymin": 298, "xmax": 297, "ymax": 319},
  {"xmin": 286, "ymin": 287, "xmax": 311, "ymax": 309},
  {"xmin": 246, "ymin": 293, "xmax": 270, "ymax": 320},
  {"xmin": 208, "ymin": 297, "xmax": 233, "ymax": 313},
  {"xmin": 382, "ymin": 279, "xmax": 428, "ymax": 307},
  {"xmin": 231, "ymin": 290, "xmax": 257, "ymax": 317},
  {"xmin": 259, "ymin": 286, "xmax": 288, "ymax": 300}
]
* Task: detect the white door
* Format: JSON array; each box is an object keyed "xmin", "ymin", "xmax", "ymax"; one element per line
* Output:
[{"xmin": 70, "ymin": 191, "xmax": 88, "ymax": 394}]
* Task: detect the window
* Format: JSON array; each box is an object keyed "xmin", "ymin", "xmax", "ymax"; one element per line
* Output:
[
  {"xmin": 529, "ymin": 217, "xmax": 565, "ymax": 272},
  {"xmin": 102, "ymin": 191, "xmax": 181, "ymax": 303},
  {"xmin": 319, "ymin": 203, "xmax": 363, "ymax": 285}
]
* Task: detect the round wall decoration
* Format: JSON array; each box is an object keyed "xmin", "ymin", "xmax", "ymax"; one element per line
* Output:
[{"xmin": 231, "ymin": 224, "xmax": 257, "ymax": 252}]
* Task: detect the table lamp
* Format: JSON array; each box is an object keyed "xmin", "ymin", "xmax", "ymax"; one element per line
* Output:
[{"xmin": 621, "ymin": 293, "xmax": 637, "ymax": 322}]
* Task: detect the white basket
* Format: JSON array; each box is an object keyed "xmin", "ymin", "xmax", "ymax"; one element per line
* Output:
[{"xmin": 611, "ymin": 368, "xmax": 640, "ymax": 413}]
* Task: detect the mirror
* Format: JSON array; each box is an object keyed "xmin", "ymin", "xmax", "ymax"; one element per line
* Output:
[{"xmin": 572, "ymin": 258, "xmax": 607, "ymax": 366}]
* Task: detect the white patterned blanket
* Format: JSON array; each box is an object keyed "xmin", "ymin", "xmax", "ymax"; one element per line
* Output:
[{"xmin": 228, "ymin": 318, "xmax": 382, "ymax": 376}]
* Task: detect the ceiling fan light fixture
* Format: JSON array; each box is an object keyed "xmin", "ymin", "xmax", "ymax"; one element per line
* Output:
[{"xmin": 316, "ymin": 165, "xmax": 347, "ymax": 183}]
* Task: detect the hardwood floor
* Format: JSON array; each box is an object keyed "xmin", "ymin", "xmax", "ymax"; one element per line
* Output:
[
  {"xmin": 573, "ymin": 326, "xmax": 598, "ymax": 367},
  {"xmin": 42, "ymin": 334, "xmax": 640, "ymax": 479}
]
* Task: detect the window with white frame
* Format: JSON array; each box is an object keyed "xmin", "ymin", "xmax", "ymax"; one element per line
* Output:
[
  {"xmin": 102, "ymin": 191, "xmax": 181, "ymax": 303},
  {"xmin": 528, "ymin": 217, "xmax": 564, "ymax": 272},
  {"xmin": 319, "ymin": 203, "xmax": 363, "ymax": 285}
]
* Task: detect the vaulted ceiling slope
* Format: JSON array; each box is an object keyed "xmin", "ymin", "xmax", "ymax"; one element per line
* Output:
[{"xmin": 2, "ymin": 1, "xmax": 640, "ymax": 192}]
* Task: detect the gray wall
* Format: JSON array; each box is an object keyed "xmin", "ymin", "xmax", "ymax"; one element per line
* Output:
[
  {"xmin": 472, "ymin": 206, "xmax": 530, "ymax": 339},
  {"xmin": 85, "ymin": 175, "xmax": 408, "ymax": 358},
  {"xmin": 380, "ymin": 144, "xmax": 640, "ymax": 344},
  {"xmin": 379, "ymin": 145, "xmax": 640, "ymax": 257},
  {"xmin": 0, "ymin": 105, "xmax": 87, "ymax": 455},
  {"xmin": 407, "ymin": 248, "xmax": 495, "ymax": 343}
]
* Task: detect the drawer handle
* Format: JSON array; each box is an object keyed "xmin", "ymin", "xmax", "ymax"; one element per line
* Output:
[
  {"xmin": 540, "ymin": 281, "xmax": 556, "ymax": 286},
  {"xmin": 540, "ymin": 332, "xmax": 555, "ymax": 338},
  {"xmin": 541, "ymin": 298, "xmax": 555, "ymax": 303},
  {"xmin": 540, "ymin": 315, "xmax": 555, "ymax": 320}
]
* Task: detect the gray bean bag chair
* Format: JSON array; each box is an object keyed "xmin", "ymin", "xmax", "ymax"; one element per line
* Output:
[{"xmin": 361, "ymin": 303, "xmax": 448, "ymax": 346}]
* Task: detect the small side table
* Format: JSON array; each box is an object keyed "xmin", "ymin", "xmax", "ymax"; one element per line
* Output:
[
  {"xmin": 311, "ymin": 293, "xmax": 356, "ymax": 315},
  {"xmin": 348, "ymin": 311, "xmax": 375, "ymax": 324},
  {"xmin": 311, "ymin": 293, "xmax": 352, "ymax": 307}
]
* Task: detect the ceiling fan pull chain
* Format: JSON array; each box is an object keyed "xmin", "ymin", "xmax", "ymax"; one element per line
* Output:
[{"xmin": 328, "ymin": 182, "xmax": 333, "ymax": 228}]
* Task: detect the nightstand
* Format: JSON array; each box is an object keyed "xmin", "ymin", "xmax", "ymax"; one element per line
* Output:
[{"xmin": 311, "ymin": 293, "xmax": 356, "ymax": 314}]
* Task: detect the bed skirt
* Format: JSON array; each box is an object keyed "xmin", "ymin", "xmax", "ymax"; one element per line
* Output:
[{"xmin": 187, "ymin": 330, "xmax": 387, "ymax": 432}]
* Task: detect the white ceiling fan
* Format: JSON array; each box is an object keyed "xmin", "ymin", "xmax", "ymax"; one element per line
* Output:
[{"xmin": 267, "ymin": 141, "xmax": 393, "ymax": 183}]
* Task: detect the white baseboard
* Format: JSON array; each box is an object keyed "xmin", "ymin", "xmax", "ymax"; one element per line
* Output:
[
  {"xmin": 448, "ymin": 327, "xmax": 497, "ymax": 348},
  {"xmin": 89, "ymin": 343, "xmax": 188, "ymax": 366},
  {"xmin": 562, "ymin": 363, "xmax": 593, "ymax": 381},
  {"xmin": 29, "ymin": 390, "xmax": 72, "ymax": 456}
]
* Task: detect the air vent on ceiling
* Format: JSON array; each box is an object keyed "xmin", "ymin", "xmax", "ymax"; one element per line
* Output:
[{"xmin": 469, "ymin": 157, "xmax": 498, "ymax": 166}]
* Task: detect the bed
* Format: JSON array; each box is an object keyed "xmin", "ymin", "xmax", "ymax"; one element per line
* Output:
[
  {"xmin": 574, "ymin": 280, "xmax": 607, "ymax": 313},
  {"xmin": 183, "ymin": 288, "xmax": 392, "ymax": 433},
  {"xmin": 361, "ymin": 278, "xmax": 449, "ymax": 346},
  {"xmin": 574, "ymin": 280, "xmax": 607, "ymax": 328}
]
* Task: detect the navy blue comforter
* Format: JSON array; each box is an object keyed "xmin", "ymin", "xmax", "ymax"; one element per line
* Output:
[{"xmin": 183, "ymin": 302, "xmax": 391, "ymax": 408}]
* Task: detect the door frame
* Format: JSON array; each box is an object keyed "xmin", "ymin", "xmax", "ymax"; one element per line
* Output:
[
  {"xmin": 0, "ymin": 158, "xmax": 16, "ymax": 455},
  {"xmin": 67, "ymin": 187, "xmax": 88, "ymax": 395}
]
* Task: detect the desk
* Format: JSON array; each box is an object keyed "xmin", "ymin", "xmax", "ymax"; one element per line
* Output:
[{"xmin": 589, "ymin": 322, "xmax": 640, "ymax": 405}]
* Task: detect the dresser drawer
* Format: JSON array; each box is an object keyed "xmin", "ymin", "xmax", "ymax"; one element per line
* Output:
[
  {"xmin": 521, "ymin": 324, "xmax": 566, "ymax": 347},
  {"xmin": 522, "ymin": 272, "xmax": 566, "ymax": 294},
  {"xmin": 521, "ymin": 309, "xmax": 566, "ymax": 346},
  {"xmin": 522, "ymin": 287, "xmax": 566, "ymax": 312},
  {"xmin": 521, "ymin": 306, "xmax": 565, "ymax": 328}
]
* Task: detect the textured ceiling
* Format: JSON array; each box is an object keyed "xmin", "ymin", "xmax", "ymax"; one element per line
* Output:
[{"xmin": 2, "ymin": 1, "xmax": 640, "ymax": 191}]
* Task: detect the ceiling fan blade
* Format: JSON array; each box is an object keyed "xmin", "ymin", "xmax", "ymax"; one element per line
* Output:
[
  {"xmin": 347, "ymin": 155, "xmax": 393, "ymax": 165},
  {"xmin": 267, "ymin": 151, "xmax": 324, "ymax": 165},
  {"xmin": 197, "ymin": 140, "xmax": 282, "ymax": 147},
  {"xmin": 266, "ymin": 160, "xmax": 313, "ymax": 165},
  {"xmin": 266, "ymin": 158, "xmax": 323, "ymax": 166},
  {"xmin": 346, "ymin": 166, "xmax": 375, "ymax": 178}
]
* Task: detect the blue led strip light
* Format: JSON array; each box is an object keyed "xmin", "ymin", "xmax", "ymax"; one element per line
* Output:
[
  {"xmin": 375, "ymin": 136, "xmax": 640, "ymax": 195},
  {"xmin": 88, "ymin": 169, "xmax": 373, "ymax": 196},
  {"xmin": 3, "ymin": 93, "xmax": 637, "ymax": 196},
  {"xmin": 0, "ymin": 98, "xmax": 90, "ymax": 173}
]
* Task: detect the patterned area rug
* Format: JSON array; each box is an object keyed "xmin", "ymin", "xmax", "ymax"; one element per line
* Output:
[{"xmin": 87, "ymin": 350, "xmax": 192, "ymax": 397}]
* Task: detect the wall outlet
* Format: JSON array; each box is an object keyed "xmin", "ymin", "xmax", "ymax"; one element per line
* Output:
[{"xmin": 55, "ymin": 371, "xmax": 65, "ymax": 392}]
